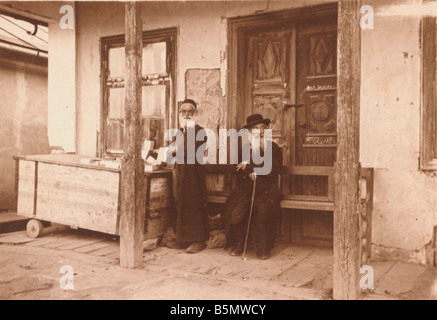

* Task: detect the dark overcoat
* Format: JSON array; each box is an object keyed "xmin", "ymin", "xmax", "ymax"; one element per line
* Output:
[
  {"xmin": 172, "ymin": 125, "xmax": 209, "ymax": 243},
  {"xmin": 223, "ymin": 141, "xmax": 283, "ymax": 249}
]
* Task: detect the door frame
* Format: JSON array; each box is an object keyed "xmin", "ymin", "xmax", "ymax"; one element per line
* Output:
[
  {"xmin": 227, "ymin": 3, "xmax": 339, "ymax": 129},
  {"xmin": 227, "ymin": 1, "xmax": 362, "ymax": 300},
  {"xmin": 227, "ymin": 3, "xmax": 339, "ymax": 166}
]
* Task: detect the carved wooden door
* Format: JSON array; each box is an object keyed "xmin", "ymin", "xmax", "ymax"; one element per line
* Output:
[
  {"xmin": 243, "ymin": 20, "xmax": 337, "ymax": 247},
  {"xmin": 244, "ymin": 29, "xmax": 294, "ymax": 155},
  {"xmin": 291, "ymin": 22, "xmax": 337, "ymax": 247}
]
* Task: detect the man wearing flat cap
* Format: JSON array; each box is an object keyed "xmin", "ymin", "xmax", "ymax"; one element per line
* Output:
[
  {"xmin": 167, "ymin": 99, "xmax": 209, "ymax": 253},
  {"xmin": 224, "ymin": 114, "xmax": 283, "ymax": 259}
]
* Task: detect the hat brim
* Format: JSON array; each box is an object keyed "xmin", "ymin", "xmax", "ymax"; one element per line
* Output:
[{"xmin": 242, "ymin": 118, "xmax": 270, "ymax": 130}]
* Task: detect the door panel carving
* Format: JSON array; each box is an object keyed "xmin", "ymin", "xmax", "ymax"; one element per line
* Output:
[
  {"xmin": 247, "ymin": 31, "xmax": 292, "ymax": 147},
  {"xmin": 308, "ymin": 33, "xmax": 336, "ymax": 77},
  {"xmin": 253, "ymin": 95, "xmax": 283, "ymax": 142}
]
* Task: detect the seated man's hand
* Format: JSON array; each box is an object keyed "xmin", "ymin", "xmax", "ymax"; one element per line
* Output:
[
  {"xmin": 236, "ymin": 161, "xmax": 249, "ymax": 171},
  {"xmin": 249, "ymin": 172, "xmax": 257, "ymax": 181}
]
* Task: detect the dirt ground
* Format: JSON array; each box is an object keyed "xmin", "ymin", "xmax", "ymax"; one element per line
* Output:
[{"xmin": 0, "ymin": 228, "xmax": 436, "ymax": 300}]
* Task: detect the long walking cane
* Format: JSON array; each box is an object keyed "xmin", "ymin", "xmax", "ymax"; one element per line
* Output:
[{"xmin": 242, "ymin": 177, "xmax": 256, "ymax": 261}]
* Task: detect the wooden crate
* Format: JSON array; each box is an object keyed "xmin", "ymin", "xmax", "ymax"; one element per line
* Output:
[{"xmin": 14, "ymin": 154, "xmax": 172, "ymax": 238}]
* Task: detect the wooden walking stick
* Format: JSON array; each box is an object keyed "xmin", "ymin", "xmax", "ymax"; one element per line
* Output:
[{"xmin": 243, "ymin": 177, "xmax": 257, "ymax": 261}]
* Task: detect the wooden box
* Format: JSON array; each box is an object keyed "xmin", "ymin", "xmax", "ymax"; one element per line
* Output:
[{"xmin": 15, "ymin": 154, "xmax": 172, "ymax": 238}]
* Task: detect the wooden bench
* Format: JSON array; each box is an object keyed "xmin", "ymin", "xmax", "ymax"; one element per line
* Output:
[
  {"xmin": 205, "ymin": 164, "xmax": 373, "ymax": 214},
  {"xmin": 205, "ymin": 164, "xmax": 374, "ymax": 260},
  {"xmin": 205, "ymin": 164, "xmax": 335, "ymax": 212},
  {"xmin": 280, "ymin": 166, "xmax": 334, "ymax": 212}
]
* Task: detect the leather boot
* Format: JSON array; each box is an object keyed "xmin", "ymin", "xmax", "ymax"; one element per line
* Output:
[{"xmin": 230, "ymin": 223, "xmax": 245, "ymax": 256}]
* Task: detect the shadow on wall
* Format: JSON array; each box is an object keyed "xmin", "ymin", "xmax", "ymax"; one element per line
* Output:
[{"xmin": 0, "ymin": 48, "xmax": 50, "ymax": 210}]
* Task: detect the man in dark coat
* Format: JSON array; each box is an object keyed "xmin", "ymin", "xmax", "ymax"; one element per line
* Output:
[
  {"xmin": 167, "ymin": 99, "xmax": 209, "ymax": 253},
  {"xmin": 224, "ymin": 114, "xmax": 283, "ymax": 260}
]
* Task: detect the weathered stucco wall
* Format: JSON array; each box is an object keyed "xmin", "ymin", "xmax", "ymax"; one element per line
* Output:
[
  {"xmin": 361, "ymin": 0, "xmax": 437, "ymax": 264},
  {"xmin": 73, "ymin": 0, "xmax": 437, "ymax": 264},
  {"xmin": 48, "ymin": 3, "xmax": 76, "ymax": 153},
  {"xmin": 11, "ymin": 0, "xmax": 436, "ymax": 264},
  {"xmin": 74, "ymin": 0, "xmax": 336, "ymax": 156},
  {"xmin": 0, "ymin": 49, "xmax": 50, "ymax": 210},
  {"xmin": 3, "ymin": 1, "xmax": 76, "ymax": 152}
]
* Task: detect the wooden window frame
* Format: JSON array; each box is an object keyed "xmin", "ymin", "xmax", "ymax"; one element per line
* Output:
[
  {"xmin": 98, "ymin": 27, "xmax": 177, "ymax": 158},
  {"xmin": 421, "ymin": 17, "xmax": 437, "ymax": 170}
]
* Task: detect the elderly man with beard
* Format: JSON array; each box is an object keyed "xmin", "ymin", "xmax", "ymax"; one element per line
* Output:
[
  {"xmin": 166, "ymin": 99, "xmax": 209, "ymax": 253},
  {"xmin": 223, "ymin": 114, "xmax": 283, "ymax": 260}
]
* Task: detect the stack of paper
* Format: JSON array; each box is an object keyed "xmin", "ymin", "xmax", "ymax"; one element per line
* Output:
[
  {"xmin": 142, "ymin": 140, "xmax": 155, "ymax": 160},
  {"xmin": 144, "ymin": 147, "xmax": 168, "ymax": 172}
]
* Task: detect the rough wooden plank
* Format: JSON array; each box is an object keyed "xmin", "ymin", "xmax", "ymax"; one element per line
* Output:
[
  {"xmin": 89, "ymin": 243, "xmax": 120, "ymax": 257},
  {"xmin": 0, "ymin": 230, "xmax": 28, "ymax": 239},
  {"xmin": 55, "ymin": 238, "xmax": 105, "ymax": 251},
  {"xmin": 42, "ymin": 235, "xmax": 79, "ymax": 249},
  {"xmin": 74, "ymin": 241, "xmax": 112, "ymax": 254},
  {"xmin": 284, "ymin": 165, "xmax": 335, "ymax": 176},
  {"xmin": 206, "ymin": 195, "xmax": 228, "ymax": 204},
  {"xmin": 327, "ymin": 173, "xmax": 335, "ymax": 201},
  {"xmin": 420, "ymin": 16, "xmax": 437, "ymax": 169},
  {"xmin": 148, "ymin": 177, "xmax": 172, "ymax": 211},
  {"xmin": 17, "ymin": 154, "xmax": 121, "ymax": 172},
  {"xmin": 35, "ymin": 162, "xmax": 119, "ymax": 235},
  {"xmin": 25, "ymin": 235, "xmax": 68, "ymax": 247},
  {"xmin": 284, "ymin": 195, "xmax": 331, "ymax": 202},
  {"xmin": 245, "ymin": 246, "xmax": 314, "ymax": 280},
  {"xmin": 287, "ymin": 28, "xmax": 296, "ymax": 166},
  {"xmin": 361, "ymin": 167, "xmax": 374, "ymax": 263},
  {"xmin": 105, "ymin": 251, "xmax": 120, "ymax": 261},
  {"xmin": 333, "ymin": 0, "xmax": 361, "ymax": 301},
  {"xmin": 14, "ymin": 159, "xmax": 19, "ymax": 212},
  {"xmin": 119, "ymin": 1, "xmax": 145, "ymax": 269},
  {"xmin": 277, "ymin": 249, "xmax": 333, "ymax": 288},
  {"xmin": 0, "ymin": 231, "xmax": 36, "ymax": 244},
  {"xmin": 206, "ymin": 173, "xmax": 226, "ymax": 193},
  {"xmin": 145, "ymin": 209, "xmax": 169, "ymax": 239},
  {"xmin": 0, "ymin": 213, "xmax": 28, "ymax": 224},
  {"xmin": 280, "ymin": 200, "xmax": 334, "ymax": 212},
  {"xmin": 16, "ymin": 160, "xmax": 35, "ymax": 217}
]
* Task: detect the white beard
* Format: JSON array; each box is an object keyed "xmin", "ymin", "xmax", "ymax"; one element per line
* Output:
[{"xmin": 180, "ymin": 118, "xmax": 195, "ymax": 129}]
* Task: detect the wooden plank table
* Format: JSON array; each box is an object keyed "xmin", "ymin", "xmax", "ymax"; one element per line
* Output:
[{"xmin": 14, "ymin": 154, "xmax": 173, "ymax": 239}]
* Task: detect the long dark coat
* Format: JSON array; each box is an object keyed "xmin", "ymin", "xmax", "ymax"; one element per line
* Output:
[
  {"xmin": 223, "ymin": 141, "xmax": 283, "ymax": 249},
  {"xmin": 172, "ymin": 125, "xmax": 209, "ymax": 243}
]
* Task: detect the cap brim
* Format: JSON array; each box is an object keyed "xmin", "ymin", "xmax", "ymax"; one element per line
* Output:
[{"xmin": 243, "ymin": 118, "xmax": 270, "ymax": 129}]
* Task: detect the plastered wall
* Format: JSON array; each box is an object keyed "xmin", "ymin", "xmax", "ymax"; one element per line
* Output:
[
  {"xmin": 0, "ymin": 49, "xmax": 50, "ymax": 210},
  {"xmin": 8, "ymin": 0, "xmax": 437, "ymax": 264},
  {"xmin": 75, "ymin": 0, "xmax": 437, "ymax": 264},
  {"xmin": 360, "ymin": 0, "xmax": 437, "ymax": 264},
  {"xmin": 74, "ymin": 0, "xmax": 336, "ymax": 156}
]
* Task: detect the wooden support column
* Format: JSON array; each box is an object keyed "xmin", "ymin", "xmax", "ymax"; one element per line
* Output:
[
  {"xmin": 333, "ymin": 0, "xmax": 361, "ymax": 300},
  {"xmin": 120, "ymin": 2, "xmax": 145, "ymax": 269}
]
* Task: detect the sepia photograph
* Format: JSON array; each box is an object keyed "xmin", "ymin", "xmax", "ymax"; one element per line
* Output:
[{"xmin": 0, "ymin": 0, "xmax": 436, "ymax": 304}]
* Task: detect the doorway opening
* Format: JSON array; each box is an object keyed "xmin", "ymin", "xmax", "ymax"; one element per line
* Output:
[{"xmin": 228, "ymin": 3, "xmax": 338, "ymax": 247}]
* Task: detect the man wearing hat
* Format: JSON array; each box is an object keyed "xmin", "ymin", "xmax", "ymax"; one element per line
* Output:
[
  {"xmin": 166, "ymin": 99, "xmax": 209, "ymax": 253},
  {"xmin": 223, "ymin": 114, "xmax": 283, "ymax": 259}
]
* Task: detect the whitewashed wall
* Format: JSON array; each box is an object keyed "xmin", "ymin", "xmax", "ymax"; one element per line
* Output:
[{"xmin": 7, "ymin": 0, "xmax": 437, "ymax": 265}]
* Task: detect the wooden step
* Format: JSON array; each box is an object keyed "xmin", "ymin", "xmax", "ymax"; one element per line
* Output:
[{"xmin": 0, "ymin": 212, "xmax": 30, "ymax": 234}]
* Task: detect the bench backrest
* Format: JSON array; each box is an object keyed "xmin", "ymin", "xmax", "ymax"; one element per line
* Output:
[
  {"xmin": 281, "ymin": 165, "xmax": 335, "ymax": 203},
  {"xmin": 205, "ymin": 164, "xmax": 335, "ymax": 202}
]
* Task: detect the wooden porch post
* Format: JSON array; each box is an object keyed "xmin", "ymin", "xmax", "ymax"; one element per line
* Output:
[
  {"xmin": 120, "ymin": 1, "xmax": 145, "ymax": 269},
  {"xmin": 333, "ymin": 0, "xmax": 361, "ymax": 300}
]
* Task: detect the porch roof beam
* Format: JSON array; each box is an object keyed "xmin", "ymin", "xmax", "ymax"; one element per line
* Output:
[
  {"xmin": 333, "ymin": 0, "xmax": 362, "ymax": 300},
  {"xmin": 119, "ymin": 1, "xmax": 146, "ymax": 269}
]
